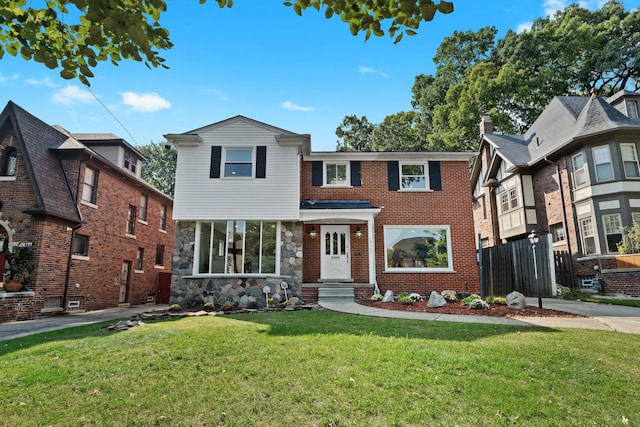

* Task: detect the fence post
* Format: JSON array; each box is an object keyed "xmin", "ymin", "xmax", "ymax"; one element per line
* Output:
[{"xmin": 546, "ymin": 234, "xmax": 557, "ymax": 296}]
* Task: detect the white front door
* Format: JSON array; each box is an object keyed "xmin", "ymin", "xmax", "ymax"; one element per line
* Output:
[{"xmin": 321, "ymin": 225, "xmax": 351, "ymax": 280}]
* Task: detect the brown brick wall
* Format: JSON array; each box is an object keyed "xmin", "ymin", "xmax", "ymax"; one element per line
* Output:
[{"xmin": 301, "ymin": 160, "xmax": 479, "ymax": 296}]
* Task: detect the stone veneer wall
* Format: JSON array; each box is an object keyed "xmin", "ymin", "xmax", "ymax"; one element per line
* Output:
[{"xmin": 171, "ymin": 221, "xmax": 303, "ymax": 309}]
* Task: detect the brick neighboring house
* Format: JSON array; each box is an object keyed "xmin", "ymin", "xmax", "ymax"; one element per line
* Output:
[
  {"xmin": 470, "ymin": 90, "xmax": 640, "ymax": 296},
  {"xmin": 166, "ymin": 116, "xmax": 477, "ymax": 308},
  {"xmin": 0, "ymin": 101, "xmax": 174, "ymax": 322}
]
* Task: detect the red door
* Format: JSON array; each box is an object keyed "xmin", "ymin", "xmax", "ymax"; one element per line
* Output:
[{"xmin": 156, "ymin": 272, "xmax": 172, "ymax": 304}]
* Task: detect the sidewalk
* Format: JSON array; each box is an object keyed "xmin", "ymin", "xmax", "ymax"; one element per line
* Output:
[{"xmin": 1, "ymin": 298, "xmax": 639, "ymax": 341}]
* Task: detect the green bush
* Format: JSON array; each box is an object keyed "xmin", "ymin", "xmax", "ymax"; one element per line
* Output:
[
  {"xmin": 371, "ymin": 293, "xmax": 383, "ymax": 301},
  {"xmin": 617, "ymin": 221, "xmax": 640, "ymax": 254},
  {"xmin": 168, "ymin": 304, "xmax": 182, "ymax": 312},
  {"xmin": 556, "ymin": 284, "xmax": 585, "ymax": 300},
  {"xmin": 203, "ymin": 302, "xmax": 215, "ymax": 311},
  {"xmin": 442, "ymin": 290, "xmax": 457, "ymax": 302},
  {"xmin": 460, "ymin": 294, "xmax": 482, "ymax": 306},
  {"xmin": 469, "ymin": 299, "xmax": 489, "ymax": 310},
  {"xmin": 485, "ymin": 296, "xmax": 506, "ymax": 305},
  {"xmin": 397, "ymin": 295, "xmax": 414, "ymax": 305}
]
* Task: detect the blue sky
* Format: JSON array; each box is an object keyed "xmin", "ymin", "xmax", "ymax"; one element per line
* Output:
[{"xmin": 2, "ymin": 1, "xmax": 639, "ymax": 152}]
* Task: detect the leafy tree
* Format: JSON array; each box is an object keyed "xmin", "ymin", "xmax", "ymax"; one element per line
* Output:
[
  {"xmin": 0, "ymin": 0, "xmax": 453, "ymax": 85},
  {"xmin": 371, "ymin": 111, "xmax": 425, "ymax": 151},
  {"xmin": 138, "ymin": 141, "xmax": 177, "ymax": 198},
  {"xmin": 335, "ymin": 115, "xmax": 375, "ymax": 151}
]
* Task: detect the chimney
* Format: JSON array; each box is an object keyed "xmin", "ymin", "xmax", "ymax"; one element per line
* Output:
[
  {"xmin": 480, "ymin": 115, "xmax": 493, "ymax": 135},
  {"xmin": 590, "ymin": 88, "xmax": 598, "ymax": 98}
]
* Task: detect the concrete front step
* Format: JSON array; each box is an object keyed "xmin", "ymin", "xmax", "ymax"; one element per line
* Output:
[{"xmin": 318, "ymin": 287, "xmax": 355, "ymax": 300}]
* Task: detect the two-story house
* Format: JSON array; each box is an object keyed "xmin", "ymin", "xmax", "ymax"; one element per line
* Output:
[
  {"xmin": 166, "ymin": 116, "xmax": 477, "ymax": 308},
  {"xmin": 470, "ymin": 90, "xmax": 640, "ymax": 296},
  {"xmin": 0, "ymin": 101, "xmax": 175, "ymax": 321}
]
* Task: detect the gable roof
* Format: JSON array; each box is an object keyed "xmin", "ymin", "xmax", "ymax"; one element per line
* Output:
[
  {"xmin": 182, "ymin": 115, "xmax": 301, "ymax": 137},
  {"xmin": 0, "ymin": 101, "xmax": 83, "ymax": 224}
]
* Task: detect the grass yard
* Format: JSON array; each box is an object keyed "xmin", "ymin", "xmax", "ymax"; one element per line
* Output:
[{"xmin": 1, "ymin": 310, "xmax": 639, "ymax": 426}]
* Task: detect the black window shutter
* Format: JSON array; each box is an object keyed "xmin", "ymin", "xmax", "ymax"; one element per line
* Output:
[
  {"xmin": 256, "ymin": 146, "xmax": 267, "ymax": 178},
  {"xmin": 312, "ymin": 161, "xmax": 323, "ymax": 186},
  {"xmin": 429, "ymin": 161, "xmax": 442, "ymax": 190},
  {"xmin": 210, "ymin": 146, "xmax": 221, "ymax": 178},
  {"xmin": 350, "ymin": 161, "xmax": 361, "ymax": 186},
  {"xmin": 387, "ymin": 161, "xmax": 399, "ymax": 190}
]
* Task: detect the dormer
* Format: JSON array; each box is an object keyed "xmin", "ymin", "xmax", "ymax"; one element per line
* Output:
[
  {"xmin": 73, "ymin": 133, "xmax": 146, "ymax": 178},
  {"xmin": 607, "ymin": 89, "xmax": 640, "ymax": 119}
]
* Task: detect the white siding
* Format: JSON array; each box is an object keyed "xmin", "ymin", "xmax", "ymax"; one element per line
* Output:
[
  {"xmin": 173, "ymin": 120, "xmax": 300, "ymax": 220},
  {"xmin": 91, "ymin": 145, "xmax": 120, "ymax": 166}
]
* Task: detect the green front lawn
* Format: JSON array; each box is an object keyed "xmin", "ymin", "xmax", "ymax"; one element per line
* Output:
[{"xmin": 1, "ymin": 310, "xmax": 638, "ymax": 426}]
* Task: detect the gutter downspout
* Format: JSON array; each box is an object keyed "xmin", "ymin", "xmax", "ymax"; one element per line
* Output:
[{"xmin": 555, "ymin": 163, "xmax": 573, "ymax": 257}]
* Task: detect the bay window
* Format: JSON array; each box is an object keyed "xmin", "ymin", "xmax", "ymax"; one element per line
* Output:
[{"xmin": 384, "ymin": 225, "xmax": 452, "ymax": 271}]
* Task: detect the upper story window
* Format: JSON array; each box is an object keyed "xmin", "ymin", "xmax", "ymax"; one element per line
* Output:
[
  {"xmin": 325, "ymin": 162, "xmax": 349, "ymax": 186},
  {"xmin": 126, "ymin": 205, "xmax": 137, "ymax": 235},
  {"xmin": 136, "ymin": 247, "xmax": 144, "ymax": 271},
  {"xmin": 571, "ymin": 152, "xmax": 587, "ymax": 187},
  {"xmin": 139, "ymin": 194, "xmax": 148, "ymax": 222},
  {"xmin": 400, "ymin": 163, "xmax": 428, "ymax": 190},
  {"xmin": 592, "ymin": 145, "xmax": 613, "ymax": 181},
  {"xmin": 124, "ymin": 151, "xmax": 137, "ymax": 173},
  {"xmin": 224, "ymin": 148, "xmax": 253, "ymax": 177},
  {"xmin": 82, "ymin": 166, "xmax": 98, "ymax": 204},
  {"xmin": 497, "ymin": 186, "xmax": 519, "ymax": 215},
  {"xmin": 626, "ymin": 100, "xmax": 639, "ymax": 119},
  {"xmin": 155, "ymin": 244, "xmax": 165, "ymax": 266},
  {"xmin": 1, "ymin": 147, "xmax": 17, "ymax": 176},
  {"xmin": 603, "ymin": 213, "xmax": 623, "ymax": 253},
  {"xmin": 159, "ymin": 204, "xmax": 167, "ymax": 230},
  {"xmin": 621, "ymin": 143, "xmax": 640, "ymax": 178},
  {"xmin": 71, "ymin": 234, "xmax": 89, "ymax": 257},
  {"xmin": 550, "ymin": 223, "xmax": 565, "ymax": 243}
]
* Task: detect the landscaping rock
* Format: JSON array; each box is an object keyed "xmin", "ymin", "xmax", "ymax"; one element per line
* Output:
[
  {"xmin": 382, "ymin": 290, "xmax": 394, "ymax": 302},
  {"xmin": 506, "ymin": 291, "xmax": 526, "ymax": 309},
  {"xmin": 427, "ymin": 291, "xmax": 447, "ymax": 307}
]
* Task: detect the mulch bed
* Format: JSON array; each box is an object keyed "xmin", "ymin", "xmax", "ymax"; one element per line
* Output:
[{"xmin": 358, "ymin": 299, "xmax": 585, "ymax": 318}]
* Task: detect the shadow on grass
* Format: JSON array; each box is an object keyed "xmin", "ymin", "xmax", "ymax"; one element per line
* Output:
[{"xmin": 223, "ymin": 309, "xmax": 557, "ymax": 342}]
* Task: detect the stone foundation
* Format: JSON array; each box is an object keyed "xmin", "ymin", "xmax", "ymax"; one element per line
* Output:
[{"xmin": 171, "ymin": 221, "xmax": 303, "ymax": 309}]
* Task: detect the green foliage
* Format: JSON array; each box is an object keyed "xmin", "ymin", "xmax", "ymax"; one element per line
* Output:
[
  {"xmin": 5, "ymin": 247, "xmax": 34, "ymax": 284},
  {"xmin": 486, "ymin": 296, "xmax": 506, "ymax": 305},
  {"xmin": 397, "ymin": 295, "xmax": 414, "ymax": 305},
  {"xmin": 556, "ymin": 285, "xmax": 585, "ymax": 300},
  {"xmin": 442, "ymin": 290, "xmax": 457, "ymax": 302},
  {"xmin": 138, "ymin": 141, "xmax": 177, "ymax": 197},
  {"xmin": 460, "ymin": 294, "xmax": 481, "ymax": 306},
  {"xmin": 2, "ymin": 0, "xmax": 453, "ymax": 84},
  {"xmin": 203, "ymin": 302, "xmax": 215, "ymax": 311},
  {"xmin": 468, "ymin": 298, "xmax": 489, "ymax": 310},
  {"xmin": 335, "ymin": 115, "xmax": 375, "ymax": 152},
  {"xmin": 370, "ymin": 293, "xmax": 383, "ymax": 301},
  {"xmin": 617, "ymin": 221, "xmax": 640, "ymax": 254},
  {"xmin": 168, "ymin": 303, "xmax": 181, "ymax": 311}
]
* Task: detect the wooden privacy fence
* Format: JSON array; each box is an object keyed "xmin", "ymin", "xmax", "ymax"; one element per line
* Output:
[{"xmin": 480, "ymin": 236, "xmax": 556, "ymax": 297}]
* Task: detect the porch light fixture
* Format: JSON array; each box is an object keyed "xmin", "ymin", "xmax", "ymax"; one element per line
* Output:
[
  {"xmin": 309, "ymin": 226, "xmax": 317, "ymax": 238},
  {"xmin": 355, "ymin": 225, "xmax": 362, "ymax": 239},
  {"xmin": 527, "ymin": 230, "xmax": 542, "ymax": 308}
]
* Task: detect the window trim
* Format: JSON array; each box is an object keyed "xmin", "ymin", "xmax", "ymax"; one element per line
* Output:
[
  {"xmin": 621, "ymin": 143, "xmax": 640, "ymax": 179},
  {"xmin": 135, "ymin": 247, "xmax": 144, "ymax": 272},
  {"xmin": 82, "ymin": 166, "xmax": 98, "ymax": 204},
  {"xmin": 159, "ymin": 204, "xmax": 167, "ymax": 231},
  {"xmin": 138, "ymin": 194, "xmax": 148, "ymax": 222},
  {"xmin": 1, "ymin": 147, "xmax": 17, "ymax": 177},
  {"xmin": 323, "ymin": 162, "xmax": 350, "ymax": 187},
  {"xmin": 550, "ymin": 223, "xmax": 566, "ymax": 244},
  {"xmin": 383, "ymin": 225, "xmax": 453, "ymax": 273},
  {"xmin": 571, "ymin": 152, "xmax": 587, "ymax": 188},
  {"xmin": 126, "ymin": 205, "xmax": 137, "ymax": 236},
  {"xmin": 398, "ymin": 162, "xmax": 430, "ymax": 191},
  {"xmin": 155, "ymin": 244, "xmax": 165, "ymax": 267},
  {"xmin": 603, "ymin": 213, "xmax": 623, "ymax": 254},
  {"xmin": 71, "ymin": 234, "xmax": 90, "ymax": 258},
  {"xmin": 592, "ymin": 145, "xmax": 614, "ymax": 182},
  {"xmin": 580, "ymin": 217, "xmax": 597, "ymax": 255},
  {"xmin": 223, "ymin": 147, "xmax": 255, "ymax": 178}
]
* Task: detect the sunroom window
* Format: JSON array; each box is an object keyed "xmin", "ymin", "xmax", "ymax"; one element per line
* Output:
[{"xmin": 384, "ymin": 226, "xmax": 452, "ymax": 271}]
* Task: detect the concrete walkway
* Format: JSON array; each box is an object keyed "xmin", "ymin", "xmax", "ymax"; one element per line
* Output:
[
  {"xmin": 318, "ymin": 297, "xmax": 640, "ymax": 335},
  {"xmin": 1, "ymin": 298, "xmax": 639, "ymax": 341}
]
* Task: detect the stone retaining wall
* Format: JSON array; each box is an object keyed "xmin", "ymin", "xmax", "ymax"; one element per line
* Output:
[{"xmin": 170, "ymin": 221, "xmax": 303, "ymax": 309}]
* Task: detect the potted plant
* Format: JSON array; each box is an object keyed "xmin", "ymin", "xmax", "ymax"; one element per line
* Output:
[{"xmin": 4, "ymin": 247, "xmax": 34, "ymax": 292}]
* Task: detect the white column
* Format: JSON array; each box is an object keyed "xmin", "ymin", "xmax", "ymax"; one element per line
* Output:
[{"xmin": 368, "ymin": 219, "xmax": 376, "ymax": 288}]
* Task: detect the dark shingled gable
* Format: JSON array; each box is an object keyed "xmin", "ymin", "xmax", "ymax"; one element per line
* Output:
[{"xmin": 0, "ymin": 101, "xmax": 82, "ymax": 224}]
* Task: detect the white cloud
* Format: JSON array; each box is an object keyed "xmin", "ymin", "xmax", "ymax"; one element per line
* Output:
[
  {"xmin": 543, "ymin": 0, "xmax": 608, "ymax": 17},
  {"xmin": 0, "ymin": 73, "xmax": 20, "ymax": 85},
  {"xmin": 51, "ymin": 85, "xmax": 94, "ymax": 105},
  {"xmin": 281, "ymin": 101, "xmax": 315, "ymax": 112},
  {"xmin": 121, "ymin": 92, "xmax": 171, "ymax": 112},
  {"xmin": 359, "ymin": 66, "xmax": 388, "ymax": 78},
  {"xmin": 25, "ymin": 77, "xmax": 57, "ymax": 87},
  {"xmin": 516, "ymin": 21, "xmax": 533, "ymax": 33}
]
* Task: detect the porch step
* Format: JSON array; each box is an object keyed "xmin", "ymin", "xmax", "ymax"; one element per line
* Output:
[{"xmin": 318, "ymin": 287, "xmax": 355, "ymax": 301}]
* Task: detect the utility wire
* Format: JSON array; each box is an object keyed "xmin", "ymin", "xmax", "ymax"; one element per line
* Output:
[{"xmin": 85, "ymin": 84, "xmax": 140, "ymax": 146}]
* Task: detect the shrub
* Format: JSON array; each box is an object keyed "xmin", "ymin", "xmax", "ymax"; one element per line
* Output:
[
  {"xmin": 486, "ymin": 296, "xmax": 506, "ymax": 305},
  {"xmin": 461, "ymin": 294, "xmax": 482, "ymax": 306},
  {"xmin": 397, "ymin": 295, "xmax": 414, "ymax": 305},
  {"xmin": 221, "ymin": 303, "xmax": 234, "ymax": 312},
  {"xmin": 168, "ymin": 304, "xmax": 182, "ymax": 312},
  {"xmin": 556, "ymin": 284, "xmax": 584, "ymax": 300},
  {"xmin": 203, "ymin": 302, "xmax": 215, "ymax": 311},
  {"xmin": 469, "ymin": 298, "xmax": 489, "ymax": 310},
  {"xmin": 442, "ymin": 290, "xmax": 457, "ymax": 302},
  {"xmin": 409, "ymin": 293, "xmax": 422, "ymax": 301},
  {"xmin": 371, "ymin": 293, "xmax": 383, "ymax": 301},
  {"xmin": 283, "ymin": 300, "xmax": 296, "ymax": 308},
  {"xmin": 617, "ymin": 221, "xmax": 640, "ymax": 254}
]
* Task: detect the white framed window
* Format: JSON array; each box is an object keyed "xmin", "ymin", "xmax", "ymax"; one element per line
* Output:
[
  {"xmin": 580, "ymin": 217, "xmax": 597, "ymax": 255},
  {"xmin": 384, "ymin": 225, "xmax": 452, "ymax": 272},
  {"xmin": 1, "ymin": 147, "xmax": 17, "ymax": 176},
  {"xmin": 197, "ymin": 220, "xmax": 278, "ymax": 275},
  {"xmin": 592, "ymin": 145, "xmax": 613, "ymax": 181},
  {"xmin": 123, "ymin": 150, "xmax": 137, "ymax": 173},
  {"xmin": 603, "ymin": 213, "xmax": 623, "ymax": 253},
  {"xmin": 82, "ymin": 166, "xmax": 98, "ymax": 204},
  {"xmin": 498, "ymin": 186, "xmax": 519, "ymax": 214},
  {"xmin": 621, "ymin": 143, "xmax": 640, "ymax": 178},
  {"xmin": 571, "ymin": 152, "xmax": 587, "ymax": 187},
  {"xmin": 550, "ymin": 223, "xmax": 565, "ymax": 243},
  {"xmin": 139, "ymin": 194, "xmax": 148, "ymax": 222},
  {"xmin": 400, "ymin": 162, "xmax": 428, "ymax": 190},
  {"xmin": 324, "ymin": 162, "xmax": 349, "ymax": 186},
  {"xmin": 223, "ymin": 148, "xmax": 254, "ymax": 177}
]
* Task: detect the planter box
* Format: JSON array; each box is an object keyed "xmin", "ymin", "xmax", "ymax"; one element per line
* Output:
[{"xmin": 616, "ymin": 254, "xmax": 640, "ymax": 268}]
